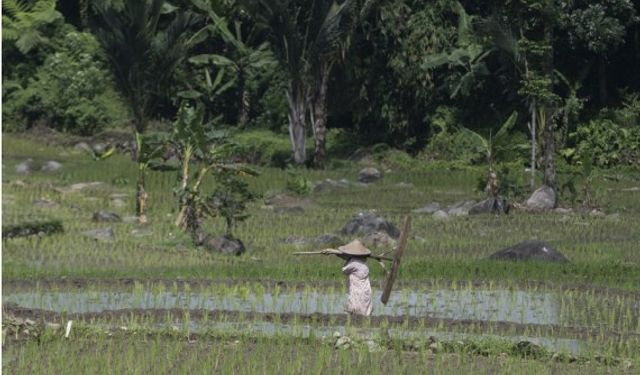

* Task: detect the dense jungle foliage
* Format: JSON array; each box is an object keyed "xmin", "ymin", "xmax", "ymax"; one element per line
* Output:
[{"xmin": 2, "ymin": 0, "xmax": 640, "ymax": 170}]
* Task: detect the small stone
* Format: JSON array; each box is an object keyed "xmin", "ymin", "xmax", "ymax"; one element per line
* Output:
[
  {"xmin": 74, "ymin": 142, "xmax": 92, "ymax": 152},
  {"xmin": 395, "ymin": 182, "xmax": 414, "ymax": 189},
  {"xmin": 447, "ymin": 200, "xmax": 476, "ymax": 216},
  {"xmin": 334, "ymin": 336, "xmax": 352, "ymax": 349},
  {"xmin": 314, "ymin": 234, "xmax": 342, "ymax": 246},
  {"xmin": 432, "ymin": 210, "xmax": 449, "ymax": 220},
  {"xmin": 15, "ymin": 159, "xmax": 33, "ymax": 175},
  {"xmin": 82, "ymin": 228, "xmax": 115, "ymax": 240},
  {"xmin": 357, "ymin": 167, "xmax": 382, "ymax": 183},
  {"xmin": 41, "ymin": 160, "xmax": 62, "ymax": 172},
  {"xmin": 33, "ymin": 198, "xmax": 58, "ymax": 208},
  {"xmin": 554, "ymin": 207, "xmax": 573, "ymax": 214},
  {"xmin": 412, "ymin": 202, "xmax": 441, "ymax": 214},
  {"xmin": 589, "ymin": 209, "xmax": 605, "ymax": 217},
  {"xmin": 92, "ymin": 211, "xmax": 122, "ymax": 222},
  {"xmin": 283, "ymin": 235, "xmax": 309, "ymax": 246}
]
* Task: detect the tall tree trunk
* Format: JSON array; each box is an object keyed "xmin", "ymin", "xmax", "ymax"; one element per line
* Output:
[
  {"xmin": 312, "ymin": 64, "xmax": 330, "ymax": 168},
  {"xmin": 529, "ymin": 101, "xmax": 537, "ymax": 191},
  {"xmin": 542, "ymin": 12, "xmax": 557, "ymax": 206},
  {"xmin": 136, "ymin": 168, "xmax": 148, "ymax": 224},
  {"xmin": 286, "ymin": 82, "xmax": 307, "ymax": 165},
  {"xmin": 133, "ymin": 129, "xmax": 148, "ymax": 224},
  {"xmin": 598, "ymin": 54, "xmax": 608, "ymax": 106},
  {"xmin": 237, "ymin": 74, "xmax": 250, "ymax": 128}
]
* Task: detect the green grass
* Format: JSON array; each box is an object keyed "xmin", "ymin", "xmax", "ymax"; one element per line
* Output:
[{"xmin": 3, "ymin": 134, "xmax": 640, "ymax": 288}]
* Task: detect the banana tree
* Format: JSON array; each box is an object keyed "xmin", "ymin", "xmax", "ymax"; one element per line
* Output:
[
  {"xmin": 171, "ymin": 101, "xmax": 257, "ymax": 243},
  {"xmin": 188, "ymin": 6, "xmax": 276, "ymax": 128},
  {"xmin": 460, "ymin": 112, "xmax": 525, "ymax": 197}
]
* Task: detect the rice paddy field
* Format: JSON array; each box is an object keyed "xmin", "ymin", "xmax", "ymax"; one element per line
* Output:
[{"xmin": 2, "ymin": 134, "xmax": 640, "ymax": 374}]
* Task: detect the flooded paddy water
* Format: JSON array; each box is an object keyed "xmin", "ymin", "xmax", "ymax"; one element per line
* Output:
[{"xmin": 4, "ymin": 282, "xmax": 639, "ymax": 356}]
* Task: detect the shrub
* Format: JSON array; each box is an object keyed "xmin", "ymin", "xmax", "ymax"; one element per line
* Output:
[
  {"xmin": 231, "ymin": 130, "xmax": 296, "ymax": 167},
  {"xmin": 2, "ymin": 30, "xmax": 127, "ymax": 135},
  {"xmin": 567, "ymin": 119, "xmax": 640, "ymax": 167}
]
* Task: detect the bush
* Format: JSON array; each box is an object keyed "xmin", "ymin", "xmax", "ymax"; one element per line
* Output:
[
  {"xmin": 2, "ymin": 30, "xmax": 127, "ymax": 135},
  {"xmin": 567, "ymin": 119, "xmax": 640, "ymax": 167},
  {"xmin": 231, "ymin": 130, "xmax": 295, "ymax": 167}
]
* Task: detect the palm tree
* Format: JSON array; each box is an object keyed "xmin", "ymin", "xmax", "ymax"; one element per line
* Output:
[
  {"xmin": 240, "ymin": 0, "xmax": 374, "ymax": 166},
  {"xmin": 2, "ymin": 0, "xmax": 63, "ymax": 55},
  {"xmin": 90, "ymin": 0, "xmax": 200, "ymax": 223}
]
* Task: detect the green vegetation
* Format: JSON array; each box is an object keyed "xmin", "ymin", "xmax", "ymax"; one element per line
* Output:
[{"xmin": 3, "ymin": 0, "xmax": 640, "ymax": 372}]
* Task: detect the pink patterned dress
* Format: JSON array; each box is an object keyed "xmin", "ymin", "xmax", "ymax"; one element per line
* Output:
[{"xmin": 342, "ymin": 258, "xmax": 373, "ymax": 316}]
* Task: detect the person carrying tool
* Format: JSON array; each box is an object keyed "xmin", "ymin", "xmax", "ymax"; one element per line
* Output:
[{"xmin": 337, "ymin": 240, "xmax": 373, "ymax": 316}]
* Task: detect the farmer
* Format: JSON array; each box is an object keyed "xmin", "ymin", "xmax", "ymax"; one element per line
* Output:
[{"xmin": 337, "ymin": 240, "xmax": 373, "ymax": 316}]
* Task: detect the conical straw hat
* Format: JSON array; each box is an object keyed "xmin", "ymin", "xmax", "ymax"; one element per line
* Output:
[{"xmin": 338, "ymin": 239, "xmax": 371, "ymax": 257}]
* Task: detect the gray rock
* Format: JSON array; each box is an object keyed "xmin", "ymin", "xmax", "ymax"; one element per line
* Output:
[
  {"xmin": 41, "ymin": 160, "xmax": 62, "ymax": 172},
  {"xmin": 489, "ymin": 240, "xmax": 569, "ymax": 263},
  {"xmin": 122, "ymin": 216, "xmax": 140, "ymax": 224},
  {"xmin": 525, "ymin": 185, "xmax": 556, "ymax": 210},
  {"xmin": 589, "ymin": 209, "xmax": 605, "ymax": 217},
  {"xmin": 447, "ymin": 200, "xmax": 477, "ymax": 216},
  {"xmin": 314, "ymin": 234, "xmax": 342, "ymax": 246},
  {"xmin": 283, "ymin": 235, "xmax": 310, "ymax": 246},
  {"xmin": 74, "ymin": 142, "xmax": 92, "ymax": 152},
  {"xmin": 131, "ymin": 229, "xmax": 152, "ymax": 237},
  {"xmin": 334, "ymin": 336, "xmax": 352, "ymax": 349},
  {"xmin": 92, "ymin": 211, "xmax": 122, "ymax": 222},
  {"xmin": 92, "ymin": 143, "xmax": 107, "ymax": 154},
  {"xmin": 82, "ymin": 228, "xmax": 114, "ymax": 240},
  {"xmin": 395, "ymin": 182, "xmax": 414, "ymax": 189},
  {"xmin": 362, "ymin": 231, "xmax": 397, "ymax": 248},
  {"xmin": 313, "ymin": 179, "xmax": 349, "ymax": 192},
  {"xmin": 412, "ymin": 202, "xmax": 441, "ymax": 214},
  {"xmin": 33, "ymin": 198, "xmax": 58, "ymax": 208},
  {"xmin": 554, "ymin": 207, "xmax": 573, "ymax": 215},
  {"xmin": 264, "ymin": 194, "xmax": 313, "ymax": 211},
  {"xmin": 468, "ymin": 197, "xmax": 510, "ymax": 215},
  {"xmin": 341, "ymin": 212, "xmax": 400, "ymax": 239},
  {"xmin": 432, "ymin": 210, "xmax": 449, "ymax": 221},
  {"xmin": 15, "ymin": 159, "xmax": 33, "ymax": 175},
  {"xmin": 56, "ymin": 182, "xmax": 104, "ymax": 194},
  {"xmin": 357, "ymin": 167, "xmax": 382, "ymax": 183},
  {"xmin": 203, "ymin": 235, "xmax": 245, "ymax": 256}
]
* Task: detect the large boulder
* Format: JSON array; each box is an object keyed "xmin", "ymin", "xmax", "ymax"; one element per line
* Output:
[
  {"xmin": 469, "ymin": 197, "xmax": 510, "ymax": 215},
  {"xmin": 447, "ymin": 200, "xmax": 477, "ymax": 216},
  {"xmin": 361, "ymin": 231, "xmax": 397, "ymax": 248},
  {"xmin": 525, "ymin": 185, "xmax": 556, "ymax": 210},
  {"xmin": 203, "ymin": 235, "xmax": 246, "ymax": 256},
  {"xmin": 489, "ymin": 240, "xmax": 569, "ymax": 263},
  {"xmin": 341, "ymin": 212, "xmax": 400, "ymax": 239},
  {"xmin": 357, "ymin": 168, "xmax": 382, "ymax": 183},
  {"xmin": 92, "ymin": 211, "xmax": 122, "ymax": 222}
]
